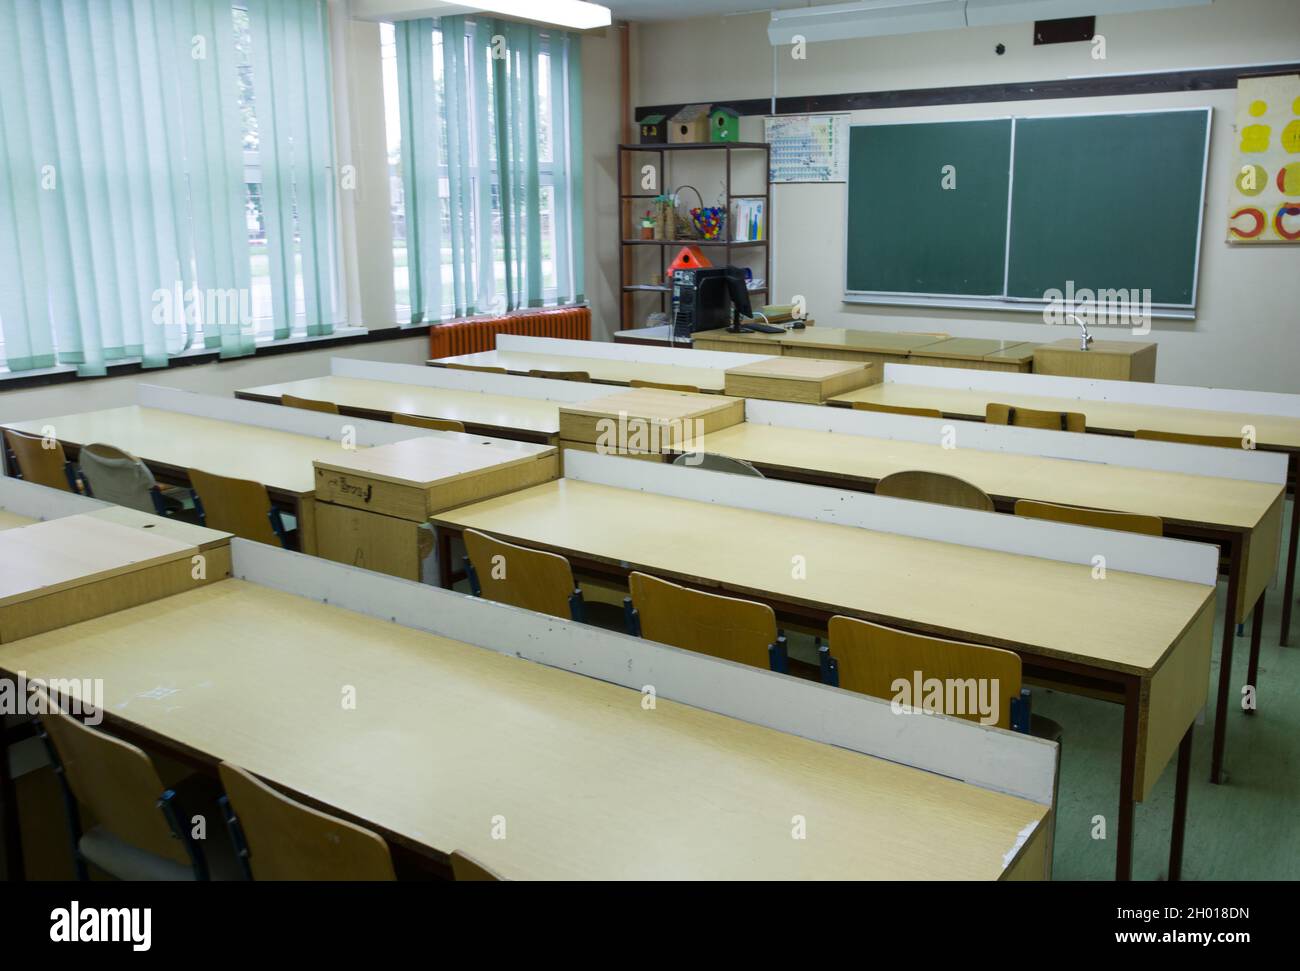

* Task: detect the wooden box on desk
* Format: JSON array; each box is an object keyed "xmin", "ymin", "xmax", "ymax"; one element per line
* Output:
[
  {"xmin": 724, "ymin": 357, "xmax": 876, "ymax": 403},
  {"xmin": 1033, "ymin": 339, "xmax": 1158, "ymax": 382},
  {"xmin": 558, "ymin": 388, "xmax": 745, "ymax": 457},
  {"xmin": 312, "ymin": 435, "xmax": 560, "ymax": 580}
]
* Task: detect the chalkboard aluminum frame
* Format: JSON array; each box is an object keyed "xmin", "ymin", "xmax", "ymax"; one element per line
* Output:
[{"xmin": 842, "ymin": 106, "xmax": 1213, "ymax": 320}]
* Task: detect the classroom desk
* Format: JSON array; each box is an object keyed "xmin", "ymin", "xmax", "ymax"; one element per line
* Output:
[
  {"xmin": 0, "ymin": 579, "xmax": 1049, "ymax": 880},
  {"xmin": 1, "ymin": 407, "xmax": 383, "ymax": 556},
  {"xmin": 0, "ymin": 510, "xmax": 33, "ymax": 532},
  {"xmin": 237, "ymin": 375, "xmax": 564, "ymax": 445},
  {"xmin": 696, "ymin": 421, "xmax": 1283, "ymax": 787},
  {"xmin": 830, "ymin": 381, "xmax": 1300, "ymax": 649},
  {"xmin": 432, "ymin": 478, "xmax": 1216, "ymax": 880},
  {"xmin": 910, "ymin": 338, "xmax": 1039, "ymax": 372},
  {"xmin": 428, "ymin": 350, "xmax": 734, "ymax": 392},
  {"xmin": 693, "ymin": 326, "xmax": 948, "ymax": 367}
]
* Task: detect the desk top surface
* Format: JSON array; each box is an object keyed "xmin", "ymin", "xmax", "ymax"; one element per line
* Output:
[
  {"xmin": 912, "ymin": 339, "xmax": 1039, "ymax": 363},
  {"xmin": 0, "ymin": 579, "xmax": 1046, "ymax": 880},
  {"xmin": 698, "ymin": 327, "xmax": 947, "ymax": 354},
  {"xmin": 0, "ymin": 509, "xmax": 34, "ymax": 532},
  {"xmin": 829, "ymin": 383, "xmax": 1300, "ymax": 450},
  {"xmin": 435, "ymin": 479, "xmax": 1212, "ymax": 676},
  {"xmin": 429, "ymin": 350, "xmax": 731, "ymax": 391},
  {"xmin": 3, "ymin": 407, "xmax": 369, "ymax": 496},
  {"xmin": 701, "ymin": 423, "xmax": 1281, "ymax": 532},
  {"xmin": 313, "ymin": 433, "xmax": 555, "ymax": 488},
  {"xmin": 239, "ymin": 375, "xmax": 566, "ymax": 436}
]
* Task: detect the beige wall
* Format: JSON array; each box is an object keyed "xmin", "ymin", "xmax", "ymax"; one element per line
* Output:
[
  {"xmin": 582, "ymin": 25, "xmax": 626, "ymax": 341},
  {"xmin": 628, "ymin": 0, "xmax": 1300, "ymax": 392}
]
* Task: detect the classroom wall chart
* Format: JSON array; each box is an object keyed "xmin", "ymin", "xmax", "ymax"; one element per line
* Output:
[
  {"xmin": 764, "ymin": 114, "xmax": 849, "ymax": 183},
  {"xmin": 1227, "ymin": 74, "xmax": 1300, "ymax": 244}
]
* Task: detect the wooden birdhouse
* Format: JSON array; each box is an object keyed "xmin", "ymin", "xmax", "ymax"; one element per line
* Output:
[
  {"xmin": 639, "ymin": 114, "xmax": 666, "ymax": 144},
  {"xmin": 669, "ymin": 104, "xmax": 710, "ymax": 144},
  {"xmin": 710, "ymin": 106, "xmax": 740, "ymax": 143}
]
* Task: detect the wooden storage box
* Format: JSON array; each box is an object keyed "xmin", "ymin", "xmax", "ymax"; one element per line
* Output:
[
  {"xmin": 1033, "ymin": 339, "xmax": 1158, "ymax": 382},
  {"xmin": 724, "ymin": 357, "xmax": 876, "ymax": 403},
  {"xmin": 558, "ymin": 388, "xmax": 745, "ymax": 455}
]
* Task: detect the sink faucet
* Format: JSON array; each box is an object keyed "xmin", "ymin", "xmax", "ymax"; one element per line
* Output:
[{"xmin": 1068, "ymin": 313, "xmax": 1093, "ymax": 351}]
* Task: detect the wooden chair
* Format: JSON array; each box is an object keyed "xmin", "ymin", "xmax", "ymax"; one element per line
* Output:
[
  {"xmin": 37, "ymin": 695, "xmax": 209, "ymax": 880},
  {"xmin": 986, "ymin": 402, "xmax": 1086, "ymax": 433},
  {"xmin": 1014, "ymin": 499, "xmax": 1162, "ymax": 536},
  {"xmin": 1134, "ymin": 429, "xmax": 1247, "ymax": 450},
  {"xmin": 218, "ymin": 762, "xmax": 395, "ymax": 881},
  {"xmin": 463, "ymin": 529, "xmax": 585, "ymax": 621},
  {"xmin": 875, "ymin": 470, "xmax": 994, "ymax": 512},
  {"xmin": 281, "ymin": 393, "xmax": 339, "ymax": 415},
  {"xmin": 528, "ymin": 369, "xmax": 590, "ymax": 382},
  {"xmin": 451, "ymin": 850, "xmax": 503, "ymax": 881},
  {"xmin": 670, "ymin": 452, "xmax": 763, "ymax": 477},
  {"xmin": 2, "ymin": 428, "xmax": 78, "ymax": 492},
  {"xmin": 187, "ymin": 468, "xmax": 290, "ymax": 547},
  {"xmin": 441, "ymin": 363, "xmax": 507, "ymax": 374},
  {"xmin": 393, "ymin": 413, "xmax": 466, "ymax": 433},
  {"xmin": 630, "ymin": 379, "xmax": 702, "ymax": 394},
  {"xmin": 822, "ymin": 616, "xmax": 1028, "ymax": 731},
  {"xmin": 624, "ymin": 571, "xmax": 788, "ymax": 673},
  {"xmin": 851, "ymin": 401, "xmax": 943, "ymax": 419}
]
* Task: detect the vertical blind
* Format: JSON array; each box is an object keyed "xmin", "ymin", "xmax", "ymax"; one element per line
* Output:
[
  {"xmin": 395, "ymin": 16, "xmax": 584, "ymax": 324},
  {"xmin": 0, "ymin": 0, "xmax": 337, "ymax": 375}
]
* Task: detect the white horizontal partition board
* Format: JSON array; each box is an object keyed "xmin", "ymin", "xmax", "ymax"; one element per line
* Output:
[
  {"xmin": 231, "ymin": 538, "xmax": 1058, "ymax": 807},
  {"xmin": 330, "ymin": 357, "xmax": 609, "ymax": 403},
  {"xmin": 0, "ymin": 476, "xmax": 108, "ymax": 520},
  {"xmin": 495, "ymin": 334, "xmax": 773, "ymax": 370},
  {"xmin": 562, "ymin": 449, "xmax": 1218, "ymax": 586},
  {"xmin": 745, "ymin": 398, "xmax": 1287, "ymax": 486},
  {"xmin": 884, "ymin": 363, "xmax": 1300, "ymax": 419},
  {"xmin": 135, "ymin": 385, "xmax": 437, "ymax": 448}
]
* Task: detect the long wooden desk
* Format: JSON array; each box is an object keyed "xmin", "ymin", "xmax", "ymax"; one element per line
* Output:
[
  {"xmin": 431, "ymin": 477, "xmax": 1216, "ymax": 879},
  {"xmin": 2, "ymin": 407, "xmax": 375, "ymax": 556},
  {"xmin": 0, "ymin": 578, "xmax": 1049, "ymax": 880},
  {"xmin": 237, "ymin": 375, "xmax": 565, "ymax": 445},
  {"xmin": 428, "ymin": 349, "xmax": 735, "ymax": 392}
]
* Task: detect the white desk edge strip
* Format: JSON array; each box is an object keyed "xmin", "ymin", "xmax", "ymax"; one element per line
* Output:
[
  {"xmin": 883, "ymin": 363, "xmax": 1300, "ymax": 419},
  {"xmin": 562, "ymin": 449, "xmax": 1219, "ymax": 587},
  {"xmin": 494, "ymin": 333, "xmax": 773, "ymax": 369},
  {"xmin": 745, "ymin": 398, "xmax": 1288, "ymax": 485},
  {"xmin": 330, "ymin": 357, "xmax": 609, "ymax": 404},
  {"xmin": 230, "ymin": 538, "xmax": 1059, "ymax": 808},
  {"xmin": 0, "ymin": 477, "xmax": 108, "ymax": 519}
]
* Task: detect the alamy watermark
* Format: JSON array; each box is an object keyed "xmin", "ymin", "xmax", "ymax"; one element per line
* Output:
[
  {"xmin": 890, "ymin": 671, "xmax": 1000, "ymax": 726},
  {"xmin": 1043, "ymin": 281, "xmax": 1152, "ymax": 336},
  {"xmin": 0, "ymin": 673, "xmax": 104, "ymax": 726},
  {"xmin": 151, "ymin": 281, "xmax": 253, "ymax": 333},
  {"xmin": 594, "ymin": 413, "xmax": 705, "ymax": 463}
]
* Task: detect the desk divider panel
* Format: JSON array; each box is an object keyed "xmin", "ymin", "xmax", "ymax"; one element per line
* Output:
[
  {"xmin": 330, "ymin": 357, "xmax": 611, "ymax": 403},
  {"xmin": 0, "ymin": 476, "xmax": 108, "ymax": 520},
  {"xmin": 745, "ymin": 398, "xmax": 1288, "ymax": 485},
  {"xmin": 562, "ymin": 449, "xmax": 1218, "ymax": 587},
  {"xmin": 495, "ymin": 333, "xmax": 774, "ymax": 370},
  {"xmin": 884, "ymin": 363, "xmax": 1300, "ymax": 418},
  {"xmin": 230, "ymin": 538, "xmax": 1058, "ymax": 810}
]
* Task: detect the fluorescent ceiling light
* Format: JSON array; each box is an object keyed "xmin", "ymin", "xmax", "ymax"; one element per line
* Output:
[
  {"xmin": 967, "ymin": 0, "xmax": 1212, "ymax": 26},
  {"xmin": 457, "ymin": 1, "xmax": 612, "ymax": 29},
  {"xmin": 769, "ymin": 0, "xmax": 967, "ymax": 45}
]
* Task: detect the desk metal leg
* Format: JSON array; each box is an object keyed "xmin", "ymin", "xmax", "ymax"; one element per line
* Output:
[
  {"xmin": 1116, "ymin": 676, "xmax": 1141, "ymax": 881},
  {"xmin": 1168, "ymin": 725, "xmax": 1193, "ymax": 882},
  {"xmin": 1212, "ymin": 533, "xmax": 1242, "ymax": 785},
  {"xmin": 0, "ymin": 715, "xmax": 26, "ymax": 882},
  {"xmin": 1245, "ymin": 591, "xmax": 1265, "ymax": 716},
  {"xmin": 1282, "ymin": 476, "xmax": 1297, "ymax": 647}
]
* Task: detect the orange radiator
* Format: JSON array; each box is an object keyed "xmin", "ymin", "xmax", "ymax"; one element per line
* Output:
[{"xmin": 428, "ymin": 307, "xmax": 591, "ymax": 358}]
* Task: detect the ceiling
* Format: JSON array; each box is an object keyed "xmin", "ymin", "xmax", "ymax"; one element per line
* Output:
[{"xmin": 603, "ymin": 1, "xmax": 830, "ymax": 22}]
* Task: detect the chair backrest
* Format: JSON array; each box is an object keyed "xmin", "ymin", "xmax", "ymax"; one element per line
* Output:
[
  {"xmin": 463, "ymin": 529, "xmax": 578, "ymax": 619},
  {"xmin": 630, "ymin": 379, "xmax": 702, "ymax": 394},
  {"xmin": 78, "ymin": 442, "xmax": 159, "ymax": 513},
  {"xmin": 851, "ymin": 401, "xmax": 943, "ymax": 419},
  {"xmin": 827, "ymin": 616, "xmax": 1021, "ymax": 730},
  {"xmin": 1134, "ymin": 428, "xmax": 1247, "ymax": 450},
  {"xmin": 528, "ymin": 369, "xmax": 590, "ymax": 382},
  {"xmin": 451, "ymin": 850, "xmax": 503, "ymax": 881},
  {"xmin": 986, "ymin": 402, "xmax": 1086, "ymax": 433},
  {"xmin": 628, "ymin": 571, "xmax": 778, "ymax": 670},
  {"xmin": 3, "ymin": 428, "xmax": 73, "ymax": 491},
  {"xmin": 38, "ymin": 698, "xmax": 190, "ymax": 866},
  {"xmin": 281, "ymin": 394, "xmax": 339, "ymax": 415},
  {"xmin": 875, "ymin": 470, "xmax": 994, "ymax": 512},
  {"xmin": 670, "ymin": 452, "xmax": 764, "ymax": 477},
  {"xmin": 442, "ymin": 363, "xmax": 507, "ymax": 374},
  {"xmin": 392, "ymin": 413, "xmax": 466, "ymax": 433},
  {"xmin": 187, "ymin": 468, "xmax": 283, "ymax": 546},
  {"xmin": 1014, "ymin": 499, "xmax": 1163, "ymax": 536},
  {"xmin": 218, "ymin": 762, "xmax": 395, "ymax": 881}
]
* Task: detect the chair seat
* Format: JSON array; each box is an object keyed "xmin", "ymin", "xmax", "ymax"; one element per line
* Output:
[
  {"xmin": 78, "ymin": 828, "xmax": 196, "ymax": 881},
  {"xmin": 1030, "ymin": 714, "xmax": 1064, "ymax": 744}
]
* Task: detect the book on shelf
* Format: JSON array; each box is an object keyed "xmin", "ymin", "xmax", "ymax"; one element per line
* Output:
[{"xmin": 731, "ymin": 199, "xmax": 765, "ymax": 242}]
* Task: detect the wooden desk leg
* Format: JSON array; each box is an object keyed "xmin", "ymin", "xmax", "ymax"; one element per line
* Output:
[
  {"xmin": 1168, "ymin": 724, "xmax": 1193, "ymax": 882},
  {"xmin": 435, "ymin": 527, "xmax": 455, "ymax": 590},
  {"xmin": 1281, "ymin": 467, "xmax": 1297, "ymax": 647},
  {"xmin": 1212, "ymin": 533, "xmax": 1243, "ymax": 785},
  {"xmin": 1116, "ymin": 675, "xmax": 1141, "ymax": 881},
  {"xmin": 0, "ymin": 715, "xmax": 26, "ymax": 882},
  {"xmin": 1245, "ymin": 591, "xmax": 1266, "ymax": 716}
]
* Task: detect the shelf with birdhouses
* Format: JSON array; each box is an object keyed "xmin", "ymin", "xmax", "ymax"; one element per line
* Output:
[{"xmin": 616, "ymin": 129, "xmax": 771, "ymax": 332}]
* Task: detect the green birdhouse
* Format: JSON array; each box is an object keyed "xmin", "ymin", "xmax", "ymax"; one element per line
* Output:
[{"xmin": 710, "ymin": 105, "xmax": 740, "ymax": 143}]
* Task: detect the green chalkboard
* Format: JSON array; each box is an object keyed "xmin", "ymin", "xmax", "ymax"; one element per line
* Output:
[
  {"xmin": 845, "ymin": 120, "xmax": 1012, "ymax": 296},
  {"xmin": 1006, "ymin": 111, "xmax": 1209, "ymax": 306}
]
